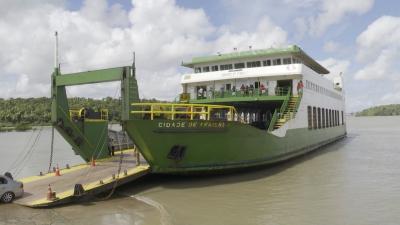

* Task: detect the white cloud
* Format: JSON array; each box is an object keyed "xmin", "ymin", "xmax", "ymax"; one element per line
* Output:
[
  {"xmin": 0, "ymin": 0, "xmax": 288, "ymax": 100},
  {"xmin": 293, "ymin": 0, "xmax": 374, "ymax": 37},
  {"xmin": 323, "ymin": 41, "xmax": 340, "ymax": 53},
  {"xmin": 311, "ymin": 0, "xmax": 374, "ymax": 36},
  {"xmin": 354, "ymin": 16, "xmax": 400, "ymax": 80},
  {"xmin": 354, "ymin": 49, "xmax": 396, "ymax": 80},
  {"xmin": 318, "ymin": 58, "xmax": 350, "ymax": 81},
  {"xmin": 212, "ymin": 17, "xmax": 287, "ymax": 53}
]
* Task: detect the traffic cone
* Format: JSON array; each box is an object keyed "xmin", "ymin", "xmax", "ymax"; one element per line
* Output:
[
  {"xmin": 91, "ymin": 156, "xmax": 96, "ymax": 167},
  {"xmin": 55, "ymin": 164, "xmax": 61, "ymax": 176},
  {"xmin": 47, "ymin": 184, "xmax": 54, "ymax": 201}
]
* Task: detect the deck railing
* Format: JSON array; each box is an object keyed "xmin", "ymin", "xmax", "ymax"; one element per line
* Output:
[
  {"xmin": 69, "ymin": 108, "xmax": 109, "ymax": 121},
  {"xmin": 131, "ymin": 103, "xmax": 237, "ymax": 121},
  {"xmin": 193, "ymin": 87, "xmax": 290, "ymax": 101}
]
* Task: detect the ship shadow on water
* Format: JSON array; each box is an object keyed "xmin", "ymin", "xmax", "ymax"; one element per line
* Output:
[{"xmin": 115, "ymin": 134, "xmax": 357, "ymax": 196}]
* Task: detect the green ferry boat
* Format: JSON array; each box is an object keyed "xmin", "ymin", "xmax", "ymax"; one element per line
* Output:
[{"xmin": 51, "ymin": 44, "xmax": 346, "ymax": 174}]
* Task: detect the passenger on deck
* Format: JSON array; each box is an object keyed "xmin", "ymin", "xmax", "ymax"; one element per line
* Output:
[
  {"xmin": 240, "ymin": 84, "xmax": 245, "ymax": 95},
  {"xmin": 297, "ymin": 80, "xmax": 304, "ymax": 94},
  {"xmin": 198, "ymin": 87, "xmax": 203, "ymax": 99},
  {"xmin": 245, "ymin": 85, "xmax": 249, "ymax": 96},
  {"xmin": 232, "ymin": 86, "xmax": 236, "ymax": 96},
  {"xmin": 249, "ymin": 84, "xmax": 254, "ymax": 95},
  {"xmin": 208, "ymin": 87, "xmax": 213, "ymax": 98},
  {"xmin": 134, "ymin": 145, "xmax": 140, "ymax": 166},
  {"xmin": 220, "ymin": 86, "xmax": 225, "ymax": 98},
  {"xmin": 260, "ymin": 83, "xmax": 266, "ymax": 95}
]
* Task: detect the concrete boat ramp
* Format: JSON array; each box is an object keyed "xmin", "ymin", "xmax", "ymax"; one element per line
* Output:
[{"xmin": 14, "ymin": 149, "xmax": 150, "ymax": 208}]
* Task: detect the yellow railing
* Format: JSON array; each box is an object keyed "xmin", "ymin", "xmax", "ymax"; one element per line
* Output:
[
  {"xmin": 131, "ymin": 103, "xmax": 237, "ymax": 121},
  {"xmin": 69, "ymin": 108, "xmax": 109, "ymax": 121}
]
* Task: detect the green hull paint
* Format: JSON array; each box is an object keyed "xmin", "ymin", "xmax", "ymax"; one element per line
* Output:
[{"xmin": 124, "ymin": 120, "xmax": 346, "ymax": 174}]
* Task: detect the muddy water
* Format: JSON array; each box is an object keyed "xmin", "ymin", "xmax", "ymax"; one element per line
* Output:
[{"xmin": 1, "ymin": 116, "xmax": 400, "ymax": 225}]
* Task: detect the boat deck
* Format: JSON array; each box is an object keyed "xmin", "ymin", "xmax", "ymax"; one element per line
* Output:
[{"xmin": 14, "ymin": 149, "xmax": 150, "ymax": 208}]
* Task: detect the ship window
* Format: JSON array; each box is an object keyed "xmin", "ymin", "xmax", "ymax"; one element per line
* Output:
[
  {"xmin": 220, "ymin": 64, "xmax": 233, "ymax": 70},
  {"xmin": 317, "ymin": 107, "xmax": 321, "ymax": 129},
  {"xmin": 335, "ymin": 110, "xmax": 338, "ymax": 126},
  {"xmin": 211, "ymin": 65, "xmax": 219, "ymax": 71},
  {"xmin": 322, "ymin": 108, "xmax": 325, "ymax": 128},
  {"xmin": 325, "ymin": 109, "xmax": 329, "ymax": 128},
  {"xmin": 337, "ymin": 110, "xmax": 339, "ymax": 126},
  {"xmin": 312, "ymin": 107, "xmax": 317, "ymax": 129},
  {"xmin": 333, "ymin": 110, "xmax": 336, "ymax": 126},
  {"xmin": 203, "ymin": 66, "xmax": 210, "ymax": 72},
  {"xmin": 247, "ymin": 61, "xmax": 261, "ymax": 68},
  {"xmin": 307, "ymin": 106, "xmax": 312, "ymax": 129},
  {"xmin": 195, "ymin": 67, "xmax": 201, "ymax": 73},
  {"xmin": 283, "ymin": 58, "xmax": 291, "ymax": 65},
  {"xmin": 334, "ymin": 110, "xmax": 337, "ymax": 126},
  {"xmin": 341, "ymin": 111, "xmax": 344, "ymax": 125},
  {"xmin": 273, "ymin": 58, "xmax": 281, "ymax": 65},
  {"xmin": 234, "ymin": 63, "xmax": 245, "ymax": 69},
  {"xmin": 329, "ymin": 109, "xmax": 333, "ymax": 127},
  {"xmin": 263, "ymin": 60, "xmax": 271, "ymax": 66},
  {"xmin": 254, "ymin": 81, "xmax": 260, "ymax": 89}
]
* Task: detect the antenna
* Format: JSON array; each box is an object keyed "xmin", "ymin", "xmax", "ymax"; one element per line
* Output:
[
  {"xmin": 132, "ymin": 51, "xmax": 136, "ymax": 68},
  {"xmin": 54, "ymin": 31, "xmax": 59, "ymax": 69}
]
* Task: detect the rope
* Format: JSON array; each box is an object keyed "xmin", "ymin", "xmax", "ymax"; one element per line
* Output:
[
  {"xmin": 6, "ymin": 128, "xmax": 37, "ymax": 172},
  {"xmin": 12, "ymin": 126, "xmax": 44, "ymax": 177},
  {"xmin": 95, "ymin": 130, "xmax": 126, "ymax": 201}
]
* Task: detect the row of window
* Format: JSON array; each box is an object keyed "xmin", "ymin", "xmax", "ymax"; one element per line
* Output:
[
  {"xmin": 307, "ymin": 106, "xmax": 344, "ymax": 130},
  {"xmin": 305, "ymin": 80, "xmax": 342, "ymax": 100},
  {"xmin": 194, "ymin": 57, "xmax": 302, "ymax": 73}
]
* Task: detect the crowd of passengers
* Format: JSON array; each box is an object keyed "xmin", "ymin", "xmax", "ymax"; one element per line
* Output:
[
  {"xmin": 197, "ymin": 80, "xmax": 303, "ymax": 99},
  {"xmin": 197, "ymin": 83, "xmax": 268, "ymax": 99}
]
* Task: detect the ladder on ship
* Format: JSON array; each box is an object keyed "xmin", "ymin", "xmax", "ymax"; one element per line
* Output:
[{"xmin": 273, "ymin": 95, "xmax": 300, "ymax": 129}]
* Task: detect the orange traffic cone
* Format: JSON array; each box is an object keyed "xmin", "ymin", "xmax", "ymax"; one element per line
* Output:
[
  {"xmin": 91, "ymin": 156, "xmax": 96, "ymax": 167},
  {"xmin": 47, "ymin": 184, "xmax": 53, "ymax": 200},
  {"xmin": 55, "ymin": 165, "xmax": 61, "ymax": 176}
]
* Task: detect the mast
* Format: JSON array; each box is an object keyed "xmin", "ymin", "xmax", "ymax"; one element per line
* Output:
[{"xmin": 54, "ymin": 31, "xmax": 59, "ymax": 70}]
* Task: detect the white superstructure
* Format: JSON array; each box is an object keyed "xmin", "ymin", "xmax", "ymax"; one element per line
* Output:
[{"xmin": 180, "ymin": 45, "xmax": 346, "ymax": 135}]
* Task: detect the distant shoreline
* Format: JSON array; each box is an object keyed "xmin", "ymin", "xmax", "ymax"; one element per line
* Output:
[{"xmin": 355, "ymin": 104, "xmax": 400, "ymax": 117}]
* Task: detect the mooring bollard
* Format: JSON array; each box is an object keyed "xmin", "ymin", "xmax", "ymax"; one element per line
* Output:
[
  {"xmin": 99, "ymin": 180, "xmax": 104, "ymax": 184},
  {"xmin": 73, "ymin": 184, "xmax": 84, "ymax": 196},
  {"xmin": 66, "ymin": 164, "xmax": 70, "ymax": 169},
  {"xmin": 39, "ymin": 171, "xmax": 43, "ymax": 176},
  {"xmin": 112, "ymin": 174, "xmax": 116, "ymax": 180},
  {"xmin": 124, "ymin": 169, "xmax": 128, "ymax": 176}
]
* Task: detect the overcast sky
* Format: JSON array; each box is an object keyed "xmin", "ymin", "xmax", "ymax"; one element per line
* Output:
[{"xmin": 0, "ymin": 0, "xmax": 399, "ymax": 112}]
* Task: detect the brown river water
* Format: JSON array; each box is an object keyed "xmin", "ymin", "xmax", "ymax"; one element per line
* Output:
[{"xmin": 0, "ymin": 116, "xmax": 399, "ymax": 225}]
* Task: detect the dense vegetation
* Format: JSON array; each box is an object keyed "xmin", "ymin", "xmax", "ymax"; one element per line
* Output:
[
  {"xmin": 0, "ymin": 97, "xmax": 161, "ymax": 127},
  {"xmin": 356, "ymin": 104, "xmax": 400, "ymax": 116}
]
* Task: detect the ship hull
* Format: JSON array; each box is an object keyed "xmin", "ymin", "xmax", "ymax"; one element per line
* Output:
[{"xmin": 124, "ymin": 120, "xmax": 346, "ymax": 174}]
